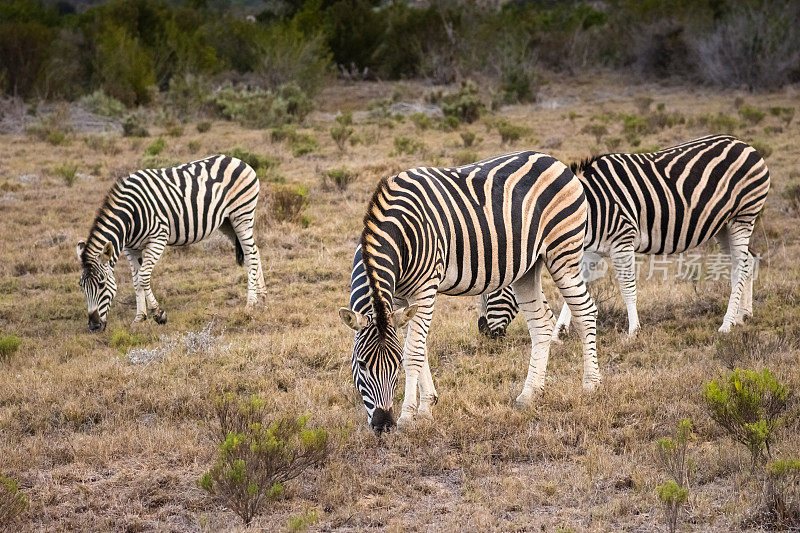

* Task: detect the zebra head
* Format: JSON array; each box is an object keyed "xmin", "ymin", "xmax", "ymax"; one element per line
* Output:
[
  {"xmin": 76, "ymin": 241, "xmax": 117, "ymax": 332},
  {"xmin": 339, "ymin": 304, "xmax": 417, "ymax": 435}
]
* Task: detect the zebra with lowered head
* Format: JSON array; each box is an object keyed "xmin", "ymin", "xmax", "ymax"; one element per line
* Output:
[
  {"xmin": 478, "ymin": 135, "xmax": 770, "ymax": 339},
  {"xmin": 76, "ymin": 155, "xmax": 267, "ymax": 332},
  {"xmin": 339, "ymin": 151, "xmax": 599, "ymax": 434}
]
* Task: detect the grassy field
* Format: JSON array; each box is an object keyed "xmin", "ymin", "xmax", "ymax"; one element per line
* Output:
[{"xmin": 1, "ymin": 75, "xmax": 799, "ymax": 531}]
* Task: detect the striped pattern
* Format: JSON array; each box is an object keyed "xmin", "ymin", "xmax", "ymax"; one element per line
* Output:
[
  {"xmin": 77, "ymin": 155, "xmax": 266, "ymax": 331},
  {"xmin": 340, "ymin": 151, "xmax": 599, "ymax": 433},
  {"xmin": 478, "ymin": 135, "xmax": 771, "ymax": 337}
]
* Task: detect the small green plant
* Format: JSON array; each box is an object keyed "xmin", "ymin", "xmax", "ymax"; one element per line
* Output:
[
  {"xmin": 166, "ymin": 125, "xmax": 184, "ymax": 137},
  {"xmin": 287, "ymin": 509, "xmax": 320, "ymax": 532},
  {"xmin": 122, "ymin": 114, "xmax": 149, "ymax": 137},
  {"xmin": 196, "ymin": 121, "xmax": 212, "ymax": 133},
  {"xmin": 270, "ymin": 125, "xmax": 296, "ymax": 143},
  {"xmin": 79, "ymin": 90, "xmax": 126, "ymax": 118},
  {"xmin": 144, "ymin": 138, "xmax": 166, "ymax": 157},
  {"xmin": 227, "ymin": 148, "xmax": 279, "ymax": 176},
  {"xmin": 84, "ymin": 135, "xmax": 120, "ymax": 155},
  {"xmin": 782, "ymin": 182, "xmax": 800, "ymax": 214},
  {"xmin": 110, "ymin": 330, "xmax": 146, "ymax": 354},
  {"xmin": 621, "ymin": 114, "xmax": 649, "ymax": 136},
  {"xmin": 582, "ymin": 123, "xmax": 608, "ymax": 144},
  {"xmin": 605, "ymin": 137, "xmax": 622, "ymax": 152},
  {"xmin": 289, "ymin": 133, "xmax": 318, "ymax": 157},
  {"xmin": 27, "ymin": 107, "xmax": 73, "ymax": 145},
  {"xmin": 410, "ymin": 113, "xmax": 433, "ymax": 131},
  {"xmin": 655, "ymin": 419, "xmax": 693, "ymax": 533},
  {"xmin": 53, "ymin": 163, "xmax": 79, "ymax": 187},
  {"xmin": 747, "ymin": 459, "xmax": 800, "ymax": 530},
  {"xmin": 452, "ymin": 149, "xmax": 479, "ymax": 166},
  {"xmin": 460, "ymin": 131, "xmax": 477, "ymax": 147},
  {"xmin": 634, "ymin": 95, "xmax": 654, "ymax": 114},
  {"xmin": 739, "ymin": 105, "xmax": 766, "ymax": 125},
  {"xmin": 750, "ymin": 140, "xmax": 773, "ymax": 159},
  {"xmin": 330, "ymin": 124, "xmax": 353, "ymax": 152},
  {"xmin": 0, "ymin": 474, "xmax": 28, "ymax": 525},
  {"xmin": 768, "ymin": 106, "xmax": 795, "ymax": 126},
  {"xmin": 324, "ymin": 168, "xmax": 357, "ymax": 191},
  {"xmin": 393, "ymin": 136, "xmax": 424, "ymax": 156},
  {"xmin": 199, "ymin": 394, "xmax": 328, "ymax": 525},
  {"xmin": 272, "ymin": 185, "xmax": 309, "ymax": 224},
  {"xmin": 702, "ymin": 368, "xmax": 789, "ymax": 466},
  {"xmin": 187, "ymin": 140, "xmax": 201, "ymax": 153},
  {"xmin": 438, "ymin": 115, "xmax": 460, "ymax": 132},
  {"xmin": 440, "ymin": 80, "xmax": 484, "ymax": 124},
  {"xmin": 0, "ymin": 334, "xmax": 20, "ymax": 361},
  {"xmin": 496, "ymin": 120, "xmax": 528, "ymax": 145}
]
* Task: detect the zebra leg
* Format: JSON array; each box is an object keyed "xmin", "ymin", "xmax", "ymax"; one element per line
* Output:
[
  {"xmin": 610, "ymin": 245, "xmax": 640, "ymax": 337},
  {"xmin": 139, "ymin": 235, "xmax": 168, "ymax": 325},
  {"xmin": 549, "ymin": 255, "xmax": 600, "ymax": 392},
  {"xmin": 397, "ymin": 293, "xmax": 436, "ymax": 429},
  {"xmin": 718, "ymin": 227, "xmax": 754, "ymax": 322},
  {"xmin": 720, "ymin": 221, "xmax": 755, "ymax": 332},
  {"xmin": 125, "ymin": 249, "xmax": 147, "ymax": 323},
  {"xmin": 512, "ymin": 259, "xmax": 556, "ymax": 407},
  {"xmin": 417, "ymin": 345, "xmax": 438, "ymax": 419},
  {"xmin": 230, "ymin": 214, "xmax": 267, "ymax": 307},
  {"xmin": 551, "ymin": 303, "xmax": 572, "ymax": 344}
]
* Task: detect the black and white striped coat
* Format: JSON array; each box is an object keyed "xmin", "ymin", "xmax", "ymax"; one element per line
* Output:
[
  {"xmin": 339, "ymin": 151, "xmax": 599, "ymax": 433},
  {"xmin": 478, "ymin": 135, "xmax": 770, "ymax": 338},
  {"xmin": 76, "ymin": 155, "xmax": 266, "ymax": 331}
]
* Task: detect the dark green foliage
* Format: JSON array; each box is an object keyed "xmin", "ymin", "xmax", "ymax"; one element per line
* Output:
[
  {"xmin": 196, "ymin": 121, "xmax": 211, "ymax": 133},
  {"xmin": 289, "ymin": 133, "xmax": 318, "ymax": 157},
  {"xmin": 324, "ymin": 167, "xmax": 357, "ymax": 191},
  {"xmin": 200, "ymin": 394, "xmax": 328, "ymax": 525},
  {"xmin": 702, "ymin": 368, "xmax": 789, "ymax": 465},
  {"xmin": 440, "ymin": 81, "xmax": 483, "ymax": 124},
  {"xmin": 655, "ymin": 419, "xmax": 693, "ymax": 533},
  {"xmin": 109, "ymin": 329, "xmax": 146, "ymax": 354},
  {"xmin": 53, "ymin": 162, "xmax": 78, "ymax": 187},
  {"xmin": 226, "ymin": 147, "xmax": 279, "ymax": 176},
  {"xmin": 739, "ymin": 105, "xmax": 766, "ymax": 125},
  {"xmin": 208, "ymin": 84, "xmax": 313, "ymax": 129},
  {"xmin": 749, "ymin": 140, "xmax": 773, "ymax": 159},
  {"xmin": 0, "ymin": 335, "xmax": 21, "ymax": 361},
  {"xmin": 122, "ymin": 114, "xmax": 149, "ymax": 137},
  {"xmin": 460, "ymin": 131, "xmax": 476, "ymax": 148},
  {"xmin": 393, "ymin": 136, "xmax": 424, "ymax": 156},
  {"xmin": 0, "ymin": 474, "xmax": 28, "ymax": 525},
  {"xmin": 144, "ymin": 137, "xmax": 166, "ymax": 156},
  {"xmin": 496, "ymin": 120, "xmax": 528, "ymax": 145},
  {"xmin": 272, "ymin": 185, "xmax": 309, "ymax": 224}
]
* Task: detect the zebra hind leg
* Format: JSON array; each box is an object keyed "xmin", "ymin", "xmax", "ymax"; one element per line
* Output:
[
  {"xmin": 230, "ymin": 214, "xmax": 267, "ymax": 307},
  {"xmin": 511, "ymin": 259, "xmax": 556, "ymax": 408},
  {"xmin": 719, "ymin": 220, "xmax": 755, "ymax": 332},
  {"xmin": 609, "ymin": 245, "xmax": 640, "ymax": 337}
]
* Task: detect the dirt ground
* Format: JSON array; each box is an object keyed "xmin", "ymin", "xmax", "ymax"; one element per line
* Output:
[{"xmin": 1, "ymin": 74, "xmax": 799, "ymax": 531}]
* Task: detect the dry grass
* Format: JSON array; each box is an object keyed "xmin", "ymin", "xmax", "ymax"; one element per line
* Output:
[{"xmin": 1, "ymin": 76, "xmax": 799, "ymax": 531}]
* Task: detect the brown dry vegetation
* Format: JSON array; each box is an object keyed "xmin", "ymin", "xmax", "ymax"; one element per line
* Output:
[{"xmin": 1, "ymin": 76, "xmax": 799, "ymax": 531}]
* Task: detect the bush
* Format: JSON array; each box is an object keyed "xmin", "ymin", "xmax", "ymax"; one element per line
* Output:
[
  {"xmin": 84, "ymin": 135, "xmax": 120, "ymax": 155},
  {"xmin": 605, "ymin": 137, "xmax": 622, "ymax": 152},
  {"xmin": 749, "ymin": 140, "xmax": 773, "ymax": 159},
  {"xmin": 199, "ymin": 394, "xmax": 328, "ymax": 525},
  {"xmin": 289, "ymin": 133, "xmax": 318, "ymax": 157},
  {"xmin": 226, "ymin": 147, "xmax": 279, "ymax": 176},
  {"xmin": 330, "ymin": 124, "xmax": 353, "ymax": 152},
  {"xmin": 196, "ymin": 121, "xmax": 212, "ymax": 133},
  {"xmin": 496, "ymin": 120, "xmax": 528, "ymax": 145},
  {"xmin": 0, "ymin": 474, "xmax": 28, "ymax": 525},
  {"xmin": 78, "ymin": 90, "xmax": 126, "ymax": 118},
  {"xmin": 324, "ymin": 168, "xmax": 357, "ymax": 191},
  {"xmin": 657, "ymin": 480, "xmax": 689, "ymax": 533},
  {"xmin": 460, "ymin": 131, "xmax": 477, "ymax": 147},
  {"xmin": 122, "ymin": 114, "xmax": 149, "ymax": 138},
  {"xmin": 695, "ymin": 113, "xmax": 741, "ymax": 134},
  {"xmin": 110, "ymin": 329, "xmax": 146, "ymax": 354},
  {"xmin": 452, "ymin": 149, "xmax": 478, "ymax": 166},
  {"xmin": 655, "ymin": 419, "xmax": 693, "ymax": 533},
  {"xmin": 702, "ymin": 368, "xmax": 789, "ymax": 466},
  {"xmin": 144, "ymin": 138, "xmax": 166, "ymax": 157},
  {"xmin": 393, "ymin": 136, "xmax": 425, "ymax": 156},
  {"xmin": 750, "ymin": 459, "xmax": 800, "ymax": 530},
  {"xmin": 0, "ymin": 334, "xmax": 20, "ymax": 361},
  {"xmin": 166, "ymin": 125, "xmax": 183, "ymax": 138},
  {"xmin": 410, "ymin": 113, "xmax": 433, "ymax": 131},
  {"xmin": 782, "ymin": 183, "xmax": 800, "ymax": 214},
  {"xmin": 769, "ymin": 106, "xmax": 795, "ymax": 126},
  {"xmin": 440, "ymin": 81, "xmax": 484, "ymax": 124},
  {"xmin": 270, "ymin": 125, "xmax": 296, "ymax": 143},
  {"xmin": 187, "ymin": 140, "xmax": 201, "ymax": 153},
  {"xmin": 438, "ymin": 115, "xmax": 460, "ymax": 132},
  {"xmin": 582, "ymin": 123, "xmax": 608, "ymax": 144},
  {"xmin": 272, "ymin": 185, "xmax": 309, "ymax": 224},
  {"xmin": 621, "ymin": 114, "xmax": 649, "ymax": 136},
  {"xmin": 634, "ymin": 95, "xmax": 654, "ymax": 114},
  {"xmin": 53, "ymin": 162, "xmax": 78, "ymax": 187},
  {"xmin": 94, "ymin": 24, "xmax": 156, "ymax": 106},
  {"xmin": 208, "ymin": 84, "xmax": 313, "ymax": 129},
  {"xmin": 27, "ymin": 107, "xmax": 72, "ymax": 145},
  {"xmin": 739, "ymin": 105, "xmax": 766, "ymax": 125}
]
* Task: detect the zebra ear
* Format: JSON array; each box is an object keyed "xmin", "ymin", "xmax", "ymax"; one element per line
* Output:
[
  {"xmin": 392, "ymin": 304, "xmax": 418, "ymax": 328},
  {"xmin": 339, "ymin": 307, "xmax": 368, "ymax": 331},
  {"xmin": 76, "ymin": 241, "xmax": 86, "ymax": 261},
  {"xmin": 100, "ymin": 242, "xmax": 114, "ymax": 264}
]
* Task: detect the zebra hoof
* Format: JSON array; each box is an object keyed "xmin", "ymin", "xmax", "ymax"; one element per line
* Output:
[
  {"xmin": 718, "ymin": 323, "xmax": 732, "ymax": 333},
  {"xmin": 514, "ymin": 393, "xmax": 537, "ymax": 410},
  {"xmin": 582, "ymin": 380, "xmax": 601, "ymax": 393},
  {"xmin": 153, "ymin": 310, "xmax": 168, "ymax": 325},
  {"xmin": 396, "ymin": 413, "xmax": 415, "ymax": 430},
  {"xmin": 417, "ymin": 408, "xmax": 433, "ymax": 420},
  {"xmin": 132, "ymin": 314, "xmax": 147, "ymax": 324}
]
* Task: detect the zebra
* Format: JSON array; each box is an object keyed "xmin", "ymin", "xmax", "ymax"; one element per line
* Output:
[
  {"xmin": 477, "ymin": 135, "xmax": 770, "ymax": 339},
  {"xmin": 76, "ymin": 155, "xmax": 266, "ymax": 332},
  {"xmin": 338, "ymin": 151, "xmax": 599, "ymax": 434}
]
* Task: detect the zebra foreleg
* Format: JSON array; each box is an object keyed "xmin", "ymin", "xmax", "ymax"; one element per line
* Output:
[
  {"xmin": 551, "ymin": 303, "xmax": 572, "ymax": 344},
  {"xmin": 230, "ymin": 214, "xmax": 267, "ymax": 307},
  {"xmin": 512, "ymin": 259, "xmax": 556, "ymax": 407},
  {"xmin": 610, "ymin": 245, "xmax": 640, "ymax": 337},
  {"xmin": 139, "ymin": 235, "xmax": 168, "ymax": 324},
  {"xmin": 719, "ymin": 222, "xmax": 754, "ymax": 332},
  {"xmin": 397, "ymin": 294, "xmax": 436, "ymax": 429},
  {"xmin": 417, "ymin": 345, "xmax": 438, "ymax": 419},
  {"xmin": 125, "ymin": 249, "xmax": 147, "ymax": 323}
]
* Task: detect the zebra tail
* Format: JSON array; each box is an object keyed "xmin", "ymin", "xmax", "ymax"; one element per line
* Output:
[{"xmin": 235, "ymin": 238, "xmax": 244, "ymax": 266}]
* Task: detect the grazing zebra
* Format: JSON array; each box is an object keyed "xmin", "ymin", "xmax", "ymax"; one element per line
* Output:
[
  {"xmin": 478, "ymin": 135, "xmax": 770, "ymax": 339},
  {"xmin": 76, "ymin": 155, "xmax": 266, "ymax": 332},
  {"xmin": 339, "ymin": 151, "xmax": 599, "ymax": 434}
]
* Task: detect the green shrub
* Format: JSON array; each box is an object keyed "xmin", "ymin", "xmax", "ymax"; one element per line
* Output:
[
  {"xmin": 460, "ymin": 131, "xmax": 477, "ymax": 147},
  {"xmin": 605, "ymin": 137, "xmax": 622, "ymax": 152},
  {"xmin": 702, "ymin": 368, "xmax": 789, "ymax": 465},
  {"xmin": 144, "ymin": 138, "xmax": 166, "ymax": 157},
  {"xmin": 196, "ymin": 121, "xmax": 212, "ymax": 133},
  {"xmin": 166, "ymin": 125, "xmax": 184, "ymax": 138},
  {"xmin": 739, "ymin": 105, "xmax": 766, "ymax": 125},
  {"xmin": 94, "ymin": 24, "xmax": 156, "ymax": 106},
  {"xmin": 187, "ymin": 140, "xmax": 201, "ymax": 153},
  {"xmin": 695, "ymin": 112, "xmax": 742, "ymax": 133},
  {"xmin": 655, "ymin": 419, "xmax": 693, "ymax": 533},
  {"xmin": 498, "ymin": 68, "xmax": 542, "ymax": 105},
  {"xmin": 208, "ymin": 84, "xmax": 313, "ymax": 129},
  {"xmin": 0, "ymin": 474, "xmax": 28, "ymax": 525},
  {"xmin": 750, "ymin": 140, "xmax": 773, "ymax": 159},
  {"xmin": 272, "ymin": 185, "xmax": 309, "ymax": 224},
  {"xmin": 53, "ymin": 162, "xmax": 78, "ymax": 187},
  {"xmin": 110, "ymin": 330, "xmax": 145, "ymax": 354},
  {"xmin": 657, "ymin": 480, "xmax": 689, "ymax": 533},
  {"xmin": 452, "ymin": 149, "xmax": 479, "ymax": 166},
  {"xmin": 227, "ymin": 147, "xmax": 279, "ymax": 176},
  {"xmin": 199, "ymin": 394, "xmax": 328, "ymax": 525},
  {"xmin": 782, "ymin": 183, "xmax": 800, "ymax": 214},
  {"xmin": 768, "ymin": 106, "xmax": 795, "ymax": 126},
  {"xmin": 270, "ymin": 125, "xmax": 296, "ymax": 143},
  {"xmin": 78, "ymin": 90, "xmax": 126, "ymax": 118},
  {"xmin": 288, "ymin": 509, "xmax": 319, "ymax": 532},
  {"xmin": 441, "ymin": 81, "xmax": 484, "ymax": 124},
  {"xmin": 84, "ymin": 135, "xmax": 120, "ymax": 155},
  {"xmin": 393, "ymin": 136, "xmax": 425, "ymax": 156},
  {"xmin": 410, "ymin": 112, "xmax": 433, "ymax": 130},
  {"xmin": 621, "ymin": 114, "xmax": 649, "ymax": 136},
  {"xmin": 582, "ymin": 123, "xmax": 608, "ymax": 144},
  {"xmin": 0, "ymin": 334, "xmax": 20, "ymax": 361},
  {"xmin": 27, "ymin": 107, "xmax": 72, "ymax": 145},
  {"xmin": 330, "ymin": 124, "xmax": 353, "ymax": 152},
  {"xmin": 438, "ymin": 115, "xmax": 460, "ymax": 132},
  {"xmin": 324, "ymin": 168, "xmax": 357, "ymax": 191},
  {"xmin": 289, "ymin": 133, "xmax": 318, "ymax": 157},
  {"xmin": 496, "ymin": 120, "xmax": 528, "ymax": 145},
  {"xmin": 634, "ymin": 95, "xmax": 654, "ymax": 114},
  {"xmin": 122, "ymin": 114, "xmax": 149, "ymax": 138}
]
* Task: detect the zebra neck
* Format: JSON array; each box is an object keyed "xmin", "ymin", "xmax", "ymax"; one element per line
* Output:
[
  {"xmin": 84, "ymin": 198, "xmax": 132, "ymax": 267},
  {"xmin": 352, "ymin": 239, "xmax": 398, "ymax": 333}
]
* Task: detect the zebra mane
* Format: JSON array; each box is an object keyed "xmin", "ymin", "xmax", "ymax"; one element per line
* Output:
[
  {"xmin": 360, "ymin": 176, "xmax": 394, "ymax": 339},
  {"xmin": 81, "ymin": 178, "xmax": 126, "ymax": 267},
  {"xmin": 570, "ymin": 156, "xmax": 603, "ymax": 176}
]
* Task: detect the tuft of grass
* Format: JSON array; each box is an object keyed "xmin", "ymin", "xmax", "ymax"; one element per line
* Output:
[
  {"xmin": 84, "ymin": 135, "xmax": 120, "ymax": 155},
  {"xmin": 187, "ymin": 140, "xmax": 201, "ymax": 153},
  {"xmin": 199, "ymin": 394, "xmax": 328, "ymax": 525},
  {"xmin": 226, "ymin": 147, "xmax": 279, "ymax": 176},
  {"xmin": 0, "ymin": 334, "xmax": 21, "ymax": 361},
  {"xmin": 324, "ymin": 168, "xmax": 357, "ymax": 191},
  {"xmin": 0, "ymin": 474, "xmax": 28, "ymax": 525},
  {"xmin": 393, "ymin": 136, "xmax": 425, "ymax": 156},
  {"xmin": 272, "ymin": 185, "xmax": 309, "ymax": 224},
  {"xmin": 144, "ymin": 138, "xmax": 167, "ymax": 157},
  {"xmin": 110, "ymin": 330, "xmax": 146, "ymax": 354},
  {"xmin": 53, "ymin": 163, "xmax": 79, "ymax": 187},
  {"xmin": 289, "ymin": 133, "xmax": 319, "ymax": 157},
  {"xmin": 496, "ymin": 120, "xmax": 528, "ymax": 145},
  {"xmin": 166, "ymin": 125, "xmax": 184, "ymax": 137},
  {"xmin": 196, "ymin": 121, "xmax": 212, "ymax": 133},
  {"xmin": 739, "ymin": 105, "xmax": 766, "ymax": 125},
  {"xmin": 460, "ymin": 131, "xmax": 477, "ymax": 147},
  {"xmin": 605, "ymin": 137, "xmax": 622, "ymax": 152},
  {"xmin": 582, "ymin": 123, "xmax": 608, "ymax": 144},
  {"xmin": 287, "ymin": 509, "xmax": 319, "ymax": 532},
  {"xmin": 452, "ymin": 149, "xmax": 479, "ymax": 166},
  {"xmin": 411, "ymin": 113, "xmax": 433, "ymax": 131}
]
